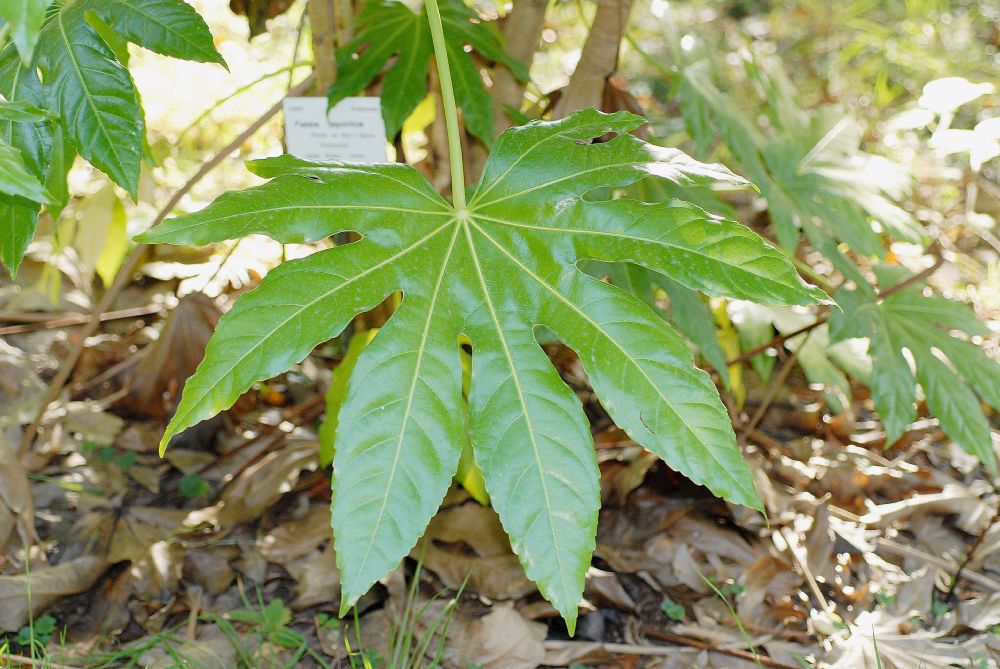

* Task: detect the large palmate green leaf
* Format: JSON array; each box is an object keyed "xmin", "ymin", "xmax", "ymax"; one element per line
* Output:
[
  {"xmin": 589, "ymin": 261, "xmax": 732, "ymax": 386},
  {"xmin": 139, "ymin": 109, "xmax": 825, "ymax": 631},
  {"xmin": 327, "ymin": 0, "xmax": 528, "ymax": 143},
  {"xmin": 668, "ymin": 36, "xmax": 923, "ymax": 259},
  {"xmin": 829, "ymin": 271, "xmax": 1000, "ymax": 470}
]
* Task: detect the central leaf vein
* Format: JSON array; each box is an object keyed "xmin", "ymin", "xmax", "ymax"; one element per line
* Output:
[
  {"xmin": 345, "ymin": 220, "xmax": 462, "ymax": 595},
  {"xmin": 462, "ymin": 220, "xmax": 571, "ymax": 601}
]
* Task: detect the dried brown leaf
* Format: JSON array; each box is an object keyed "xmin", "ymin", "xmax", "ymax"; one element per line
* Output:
[
  {"xmin": 119, "ymin": 293, "xmax": 220, "ymax": 419},
  {"xmin": 0, "ymin": 340, "xmax": 46, "ymax": 428},
  {"xmin": 217, "ymin": 439, "xmax": 318, "ymax": 526},
  {"xmin": 417, "ymin": 503, "xmax": 535, "ymax": 600},
  {"xmin": 453, "ymin": 607, "xmax": 546, "ymax": 669},
  {"xmin": 257, "ymin": 503, "xmax": 331, "ymax": 565},
  {"xmin": 287, "ymin": 542, "xmax": 339, "ymax": 610},
  {"xmin": 0, "ymin": 556, "xmax": 107, "ymax": 631},
  {"xmin": 823, "ymin": 610, "xmax": 992, "ymax": 669},
  {"xmin": 183, "ymin": 548, "xmax": 235, "ymax": 595},
  {"xmin": 584, "ymin": 567, "xmax": 637, "ymax": 613},
  {"xmin": 0, "ymin": 435, "xmax": 34, "ymax": 558}
]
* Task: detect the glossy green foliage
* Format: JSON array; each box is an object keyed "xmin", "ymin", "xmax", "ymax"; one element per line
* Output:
[
  {"xmin": 319, "ymin": 328, "xmax": 490, "ymax": 503},
  {"xmin": 139, "ymin": 109, "xmax": 825, "ymax": 631},
  {"xmin": 1, "ymin": 50, "xmax": 56, "ymax": 276},
  {"xmin": 33, "ymin": 0, "xmax": 225, "ymax": 195},
  {"xmin": 830, "ymin": 269, "xmax": 1000, "ymax": 470},
  {"xmin": 318, "ymin": 328, "xmax": 378, "ymax": 467},
  {"xmin": 663, "ymin": 29, "xmax": 923, "ymax": 268},
  {"xmin": 636, "ymin": 13, "xmax": 999, "ymax": 472},
  {"xmin": 0, "ymin": 0, "xmax": 223, "ymax": 276},
  {"xmin": 585, "ymin": 178, "xmax": 745, "ymax": 388},
  {"xmin": 0, "ymin": 99, "xmax": 51, "ymax": 122},
  {"xmin": 590, "ymin": 261, "xmax": 732, "ymax": 387},
  {"xmin": 327, "ymin": 0, "xmax": 528, "ymax": 143},
  {"xmin": 0, "ymin": 0, "xmax": 53, "ymax": 65},
  {"xmin": 0, "ymin": 130, "xmax": 50, "ymax": 203}
]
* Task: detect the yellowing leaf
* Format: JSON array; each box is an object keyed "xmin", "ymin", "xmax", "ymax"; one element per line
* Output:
[
  {"xmin": 73, "ymin": 185, "xmax": 127, "ymax": 285},
  {"xmin": 402, "ymin": 93, "xmax": 436, "ymax": 137},
  {"xmin": 319, "ymin": 329, "xmax": 378, "ymax": 468},
  {"xmin": 711, "ymin": 299, "xmax": 745, "ymax": 409}
]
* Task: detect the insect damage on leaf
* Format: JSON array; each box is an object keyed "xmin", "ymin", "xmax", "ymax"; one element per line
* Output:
[
  {"xmin": 138, "ymin": 109, "xmax": 826, "ymax": 633},
  {"xmin": 327, "ymin": 0, "xmax": 528, "ymax": 144}
]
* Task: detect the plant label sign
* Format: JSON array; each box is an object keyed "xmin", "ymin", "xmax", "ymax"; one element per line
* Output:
[{"xmin": 283, "ymin": 97, "xmax": 387, "ymax": 162}]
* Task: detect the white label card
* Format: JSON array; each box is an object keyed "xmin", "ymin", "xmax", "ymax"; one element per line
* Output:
[{"xmin": 282, "ymin": 96, "xmax": 387, "ymax": 163}]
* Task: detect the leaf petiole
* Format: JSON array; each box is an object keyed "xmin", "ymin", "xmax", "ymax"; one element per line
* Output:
[{"xmin": 424, "ymin": 0, "xmax": 467, "ymax": 210}]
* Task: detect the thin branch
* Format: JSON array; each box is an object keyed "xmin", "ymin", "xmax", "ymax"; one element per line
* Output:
[
  {"xmin": 876, "ymin": 538, "xmax": 1000, "ymax": 592},
  {"xmin": 729, "ymin": 314, "xmax": 828, "ymax": 367},
  {"xmin": 150, "ymin": 74, "xmax": 315, "ymax": 231},
  {"xmin": 542, "ymin": 639, "xmax": 676, "ymax": 657},
  {"xmin": 728, "ymin": 250, "xmax": 944, "ymax": 367},
  {"xmin": 176, "ymin": 61, "xmax": 313, "ymax": 144},
  {"xmin": 738, "ymin": 332, "xmax": 810, "ymax": 441},
  {"xmin": 71, "ymin": 349, "xmax": 146, "ymax": 396},
  {"xmin": 0, "ymin": 653, "xmax": 81, "ymax": 669},
  {"xmin": 0, "ymin": 305, "xmax": 163, "ymax": 337},
  {"xmin": 198, "ymin": 239, "xmax": 243, "ymax": 294},
  {"xmin": 18, "ymin": 75, "xmax": 316, "ymax": 456},
  {"xmin": 641, "ymin": 629, "xmax": 801, "ymax": 669},
  {"xmin": 946, "ymin": 503, "xmax": 1000, "ymax": 602},
  {"xmin": 877, "ymin": 249, "xmax": 944, "ymax": 300},
  {"xmin": 0, "ymin": 310, "xmax": 87, "ymax": 323}
]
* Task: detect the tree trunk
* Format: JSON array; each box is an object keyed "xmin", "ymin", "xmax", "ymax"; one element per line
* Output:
[
  {"xmin": 492, "ymin": 0, "xmax": 549, "ymax": 135},
  {"xmin": 307, "ymin": 0, "xmax": 338, "ymax": 91},
  {"xmin": 469, "ymin": 0, "xmax": 550, "ymax": 179},
  {"xmin": 551, "ymin": 0, "xmax": 633, "ymax": 119}
]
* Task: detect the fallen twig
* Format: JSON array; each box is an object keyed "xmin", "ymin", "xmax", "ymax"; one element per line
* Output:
[
  {"xmin": 0, "ymin": 310, "xmax": 85, "ymax": 323},
  {"xmin": 71, "ymin": 349, "xmax": 147, "ymax": 397},
  {"xmin": 0, "ymin": 652, "xmax": 81, "ymax": 669},
  {"xmin": 642, "ymin": 628, "xmax": 802, "ymax": 669},
  {"xmin": 778, "ymin": 525, "xmax": 832, "ymax": 613},
  {"xmin": 543, "ymin": 639, "xmax": 675, "ymax": 657},
  {"xmin": 0, "ymin": 305, "xmax": 163, "ymax": 337},
  {"xmin": 946, "ymin": 503, "xmax": 1000, "ymax": 602},
  {"xmin": 876, "ymin": 537, "xmax": 1000, "ymax": 592}
]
